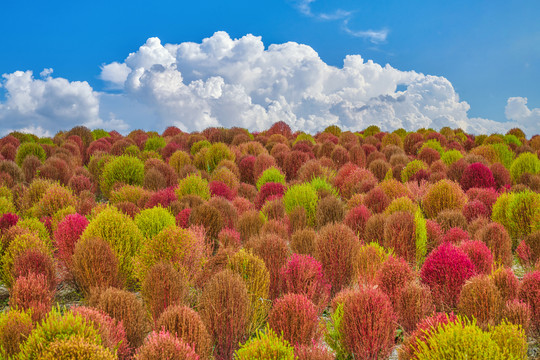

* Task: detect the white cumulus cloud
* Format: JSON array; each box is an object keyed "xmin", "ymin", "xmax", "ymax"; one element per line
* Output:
[{"xmin": 505, "ymin": 97, "xmax": 540, "ymax": 136}]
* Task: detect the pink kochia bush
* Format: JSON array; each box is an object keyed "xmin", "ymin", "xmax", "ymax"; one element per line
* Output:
[
  {"xmin": 518, "ymin": 270, "xmax": 540, "ymax": 335},
  {"xmin": 268, "ymin": 293, "xmax": 320, "ymax": 346},
  {"xmin": 340, "ymin": 286, "xmax": 397, "ymax": 360},
  {"xmin": 278, "ymin": 254, "xmax": 331, "ymax": 313},
  {"xmin": 255, "ymin": 182, "xmax": 286, "ymax": 209},
  {"xmin": 134, "ymin": 331, "xmax": 199, "ymax": 360},
  {"xmin": 460, "ymin": 162, "xmax": 496, "ymax": 191},
  {"xmin": 420, "ymin": 242, "xmax": 475, "ymax": 310},
  {"xmin": 0, "ymin": 213, "xmax": 19, "ymax": 231},
  {"xmin": 53, "ymin": 213, "xmax": 89, "ymax": 272},
  {"xmin": 458, "ymin": 240, "xmax": 494, "ymax": 275}
]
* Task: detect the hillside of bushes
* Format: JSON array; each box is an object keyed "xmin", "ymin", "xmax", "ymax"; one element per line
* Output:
[{"xmin": 0, "ymin": 122, "xmax": 539, "ymax": 359}]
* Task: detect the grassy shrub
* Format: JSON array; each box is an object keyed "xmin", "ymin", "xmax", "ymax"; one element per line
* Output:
[
  {"xmin": 80, "ymin": 206, "xmax": 143, "ymax": 289},
  {"xmin": 72, "ymin": 236, "xmax": 122, "ymax": 296},
  {"xmin": 283, "ymin": 183, "xmax": 318, "ymax": 227},
  {"xmin": 278, "ymin": 253, "xmax": 331, "ymax": 313},
  {"xmin": 199, "ymin": 269, "xmax": 249, "ymax": 360},
  {"xmin": 420, "ymin": 242, "xmax": 475, "ymax": 310},
  {"xmin": 491, "ymin": 162, "xmax": 512, "ymax": 189},
  {"xmin": 227, "ymin": 249, "xmax": 271, "ymax": 336},
  {"xmin": 396, "ymin": 281, "xmax": 435, "ymax": 334},
  {"xmin": 143, "ymin": 136, "xmax": 166, "ymax": 152},
  {"xmin": 315, "ymin": 223, "xmax": 360, "ymax": 295},
  {"xmin": 460, "ymin": 162, "xmax": 496, "ymax": 191},
  {"xmin": 315, "ymin": 195, "xmax": 344, "ymax": 229},
  {"xmin": 518, "ymin": 270, "xmax": 540, "ymax": 335},
  {"xmin": 268, "ymin": 293, "xmax": 320, "ymax": 346},
  {"xmin": 109, "ymin": 184, "xmax": 150, "ymax": 206},
  {"xmin": 12, "ymin": 247, "xmax": 57, "ymax": 291},
  {"xmin": 458, "ymin": 275, "xmax": 503, "ymax": 329},
  {"xmin": 209, "ymin": 180, "xmax": 235, "ymax": 201},
  {"xmin": 510, "ymin": 152, "xmax": 540, "ymax": 183},
  {"xmin": 39, "ymin": 336, "xmax": 116, "ymax": 360},
  {"xmin": 255, "ymin": 182, "xmax": 286, "ymax": 210},
  {"xmin": 462, "ymin": 199, "xmax": 489, "ymax": 222},
  {"xmin": 19, "ymin": 309, "xmax": 103, "ymax": 359},
  {"xmin": 155, "ymin": 305, "xmax": 212, "ymax": 359},
  {"xmin": 364, "ymin": 213, "xmax": 387, "ymax": 245},
  {"xmin": 1, "ymin": 232, "xmax": 52, "ymax": 288},
  {"xmin": 33, "ymin": 183, "xmax": 76, "ymax": 219},
  {"xmin": 413, "ymin": 317, "xmax": 527, "ymax": 360},
  {"xmin": 235, "ymin": 326, "xmax": 296, "ymax": 360},
  {"xmin": 9, "ymin": 273, "xmax": 53, "ymax": 323},
  {"xmin": 398, "ymin": 312, "xmax": 458, "ymax": 360},
  {"xmin": 459, "ymin": 240, "xmax": 494, "ymax": 274},
  {"xmin": 176, "ymin": 174, "xmax": 210, "ymax": 201},
  {"xmin": 168, "ymin": 150, "xmax": 192, "ymax": 175},
  {"xmin": 134, "ymin": 225, "xmax": 208, "ymax": 287},
  {"xmin": 256, "ymin": 167, "xmax": 286, "ymax": 192},
  {"xmin": 422, "ymin": 179, "xmax": 467, "ymax": 219},
  {"xmin": 385, "ymin": 196, "xmax": 417, "ymax": 216},
  {"xmin": 143, "ymin": 158, "xmax": 177, "ymax": 190},
  {"xmin": 91, "ymin": 287, "xmax": 150, "ymax": 349},
  {"xmin": 134, "ymin": 330, "xmax": 199, "ymax": 360},
  {"xmin": 436, "ymin": 209, "xmax": 468, "ymax": 232},
  {"xmin": 0, "ymin": 309, "xmax": 33, "ymax": 359},
  {"xmin": 238, "ymin": 155, "xmax": 256, "ymax": 184},
  {"xmin": 134, "ymin": 205, "xmax": 175, "ymax": 239},
  {"xmin": 375, "ymin": 255, "xmax": 415, "ymax": 307},
  {"xmin": 354, "ymin": 242, "xmax": 392, "ymax": 285},
  {"xmin": 401, "ymin": 160, "xmax": 428, "ymax": 182},
  {"xmin": 383, "ymin": 211, "xmax": 416, "ymax": 264},
  {"xmin": 490, "ymin": 267, "xmax": 519, "ymax": 303},
  {"xmin": 295, "ymin": 344, "xmax": 335, "ymax": 360},
  {"xmin": 237, "ymin": 209, "xmax": 265, "ymax": 242},
  {"xmin": 141, "ymin": 262, "xmax": 187, "ymax": 322},
  {"xmin": 100, "ymin": 155, "xmax": 145, "ymax": 199},
  {"xmin": 336, "ymin": 287, "xmax": 397, "ymax": 360},
  {"xmin": 246, "ymin": 233, "xmax": 290, "ymax": 300},
  {"xmin": 15, "ymin": 142, "xmax": 46, "ymax": 167},
  {"xmin": 290, "ymin": 228, "xmax": 317, "ymax": 256},
  {"xmin": 506, "ymin": 190, "xmax": 540, "ymax": 240},
  {"xmin": 501, "ymin": 299, "xmax": 531, "ymax": 336},
  {"xmin": 71, "ymin": 306, "xmax": 131, "ymax": 360},
  {"xmin": 344, "ymin": 204, "xmax": 371, "ymax": 237}
]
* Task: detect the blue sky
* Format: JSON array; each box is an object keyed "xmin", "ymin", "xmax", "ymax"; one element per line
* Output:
[{"xmin": 1, "ymin": 0, "xmax": 539, "ymax": 136}]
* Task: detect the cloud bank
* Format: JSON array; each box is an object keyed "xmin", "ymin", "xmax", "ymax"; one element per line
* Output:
[{"xmin": 0, "ymin": 31, "xmax": 537, "ymax": 137}]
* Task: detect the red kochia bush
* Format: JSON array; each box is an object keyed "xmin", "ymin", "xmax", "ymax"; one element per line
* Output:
[
  {"xmin": 375, "ymin": 256, "xmax": 415, "ymax": 307},
  {"xmin": 12, "ymin": 248, "xmax": 57, "ymax": 291},
  {"xmin": 441, "ymin": 226, "xmax": 470, "ymax": 244},
  {"xmin": 398, "ymin": 312, "xmax": 458, "ymax": 360},
  {"xmin": 209, "ymin": 180, "xmax": 236, "ymax": 201},
  {"xmin": 238, "ymin": 155, "xmax": 256, "ymax": 184},
  {"xmin": 460, "ymin": 162, "xmax": 496, "ymax": 191},
  {"xmin": 145, "ymin": 187, "xmax": 177, "ymax": 209},
  {"xmin": 518, "ymin": 270, "xmax": 540, "ymax": 335},
  {"xmin": 278, "ymin": 254, "xmax": 331, "ymax": 312},
  {"xmin": 54, "ymin": 213, "xmax": 89, "ymax": 272},
  {"xmin": 363, "ymin": 187, "xmax": 390, "ymax": 214},
  {"xmin": 269, "ymin": 293, "xmax": 320, "ymax": 346},
  {"xmin": 462, "ymin": 199, "xmax": 489, "ymax": 222},
  {"xmin": 9, "ymin": 273, "xmax": 53, "ymax": 323},
  {"xmin": 491, "ymin": 267, "xmax": 519, "ymax": 302},
  {"xmin": 344, "ymin": 205, "xmax": 371, "ymax": 236},
  {"xmin": 176, "ymin": 208, "xmax": 191, "ymax": 229},
  {"xmin": 420, "ymin": 242, "xmax": 475, "ymax": 310},
  {"xmin": 383, "ymin": 211, "xmax": 416, "ymax": 264},
  {"xmin": 72, "ymin": 306, "xmax": 131, "ymax": 360},
  {"xmin": 459, "ymin": 240, "xmax": 494, "ymax": 275},
  {"xmin": 295, "ymin": 344, "xmax": 335, "ymax": 360},
  {"xmin": 316, "ymin": 223, "xmax": 360, "ymax": 295},
  {"xmin": 255, "ymin": 182, "xmax": 286, "ymax": 209},
  {"xmin": 0, "ymin": 213, "xmax": 19, "ymax": 231},
  {"xmin": 396, "ymin": 281, "xmax": 435, "ymax": 334},
  {"xmin": 134, "ymin": 330, "xmax": 199, "ymax": 360},
  {"xmin": 478, "ymin": 222, "xmax": 513, "ymax": 267},
  {"xmin": 340, "ymin": 286, "xmax": 396, "ymax": 360}
]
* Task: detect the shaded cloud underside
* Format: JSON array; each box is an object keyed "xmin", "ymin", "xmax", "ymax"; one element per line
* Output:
[{"xmin": 0, "ymin": 31, "xmax": 538, "ymax": 137}]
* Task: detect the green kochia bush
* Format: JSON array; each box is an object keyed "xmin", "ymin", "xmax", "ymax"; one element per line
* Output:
[
  {"xmin": 15, "ymin": 142, "xmax": 46, "ymax": 167},
  {"xmin": 176, "ymin": 174, "xmax": 210, "ymax": 200},
  {"xmin": 256, "ymin": 167, "xmax": 286, "ymax": 191},
  {"xmin": 510, "ymin": 152, "xmax": 540, "ymax": 183},
  {"xmin": 134, "ymin": 205, "xmax": 176, "ymax": 239},
  {"xmin": 100, "ymin": 155, "xmax": 145, "ymax": 199},
  {"xmin": 80, "ymin": 206, "xmax": 144, "ymax": 289},
  {"xmin": 283, "ymin": 183, "xmax": 319, "ymax": 227},
  {"xmin": 413, "ymin": 317, "xmax": 527, "ymax": 360},
  {"xmin": 235, "ymin": 326, "xmax": 296, "ymax": 360}
]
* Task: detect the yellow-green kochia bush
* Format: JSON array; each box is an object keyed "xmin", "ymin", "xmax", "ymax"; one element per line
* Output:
[
  {"xmin": 134, "ymin": 206, "xmax": 176, "ymax": 239},
  {"xmin": 100, "ymin": 155, "xmax": 145, "ymax": 199},
  {"xmin": 283, "ymin": 183, "xmax": 319, "ymax": 227},
  {"xmin": 413, "ymin": 317, "xmax": 527, "ymax": 360},
  {"xmin": 256, "ymin": 167, "xmax": 286, "ymax": 191},
  {"xmin": 234, "ymin": 326, "xmax": 296, "ymax": 360},
  {"xmin": 80, "ymin": 206, "xmax": 144, "ymax": 289},
  {"xmin": 422, "ymin": 179, "xmax": 467, "ymax": 219},
  {"xmin": 510, "ymin": 152, "xmax": 540, "ymax": 183},
  {"xmin": 415, "ymin": 208, "xmax": 428, "ymax": 266},
  {"xmin": 15, "ymin": 142, "xmax": 46, "ymax": 167},
  {"xmin": 176, "ymin": 174, "xmax": 210, "ymax": 200}
]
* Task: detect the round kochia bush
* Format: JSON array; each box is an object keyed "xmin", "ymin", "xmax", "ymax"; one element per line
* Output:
[
  {"xmin": 422, "ymin": 179, "xmax": 467, "ymax": 219},
  {"xmin": 134, "ymin": 205, "xmax": 176, "ymax": 239},
  {"xmin": 176, "ymin": 174, "xmax": 210, "ymax": 200},
  {"xmin": 79, "ymin": 206, "xmax": 144, "ymax": 289},
  {"xmin": 460, "ymin": 162, "xmax": 496, "ymax": 191},
  {"xmin": 0, "ymin": 309, "xmax": 34, "ymax": 359},
  {"xmin": 283, "ymin": 183, "xmax": 319, "ymax": 226},
  {"xmin": 134, "ymin": 330, "xmax": 199, "ymax": 360},
  {"xmin": 15, "ymin": 142, "xmax": 46, "ymax": 167},
  {"xmin": 235, "ymin": 326, "xmax": 296, "ymax": 360},
  {"xmin": 420, "ymin": 242, "xmax": 475, "ymax": 310},
  {"xmin": 510, "ymin": 151, "xmax": 540, "ymax": 183},
  {"xmin": 53, "ymin": 213, "xmax": 89, "ymax": 271},
  {"xmin": 100, "ymin": 155, "xmax": 145, "ymax": 198}
]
